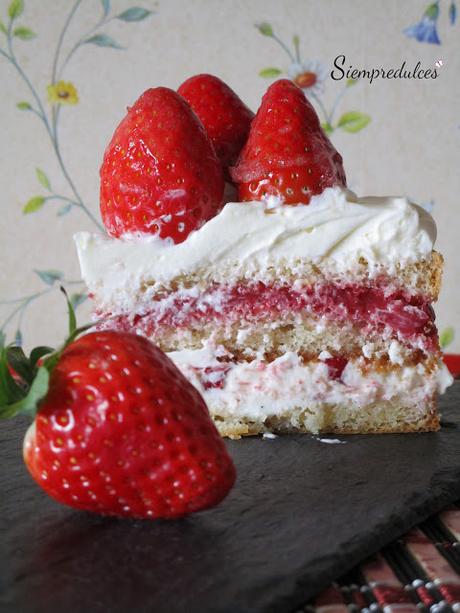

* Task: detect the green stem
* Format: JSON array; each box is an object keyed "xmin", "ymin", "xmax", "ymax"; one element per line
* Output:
[
  {"xmin": 52, "ymin": 0, "xmax": 83, "ymax": 84},
  {"xmin": 0, "ymin": 280, "xmax": 85, "ymax": 336},
  {"xmin": 0, "ymin": 289, "xmax": 52, "ymax": 332},
  {"xmin": 0, "ymin": 294, "xmax": 44, "ymax": 306},
  {"xmin": 58, "ymin": 15, "xmax": 115, "ymax": 78},
  {"xmin": 328, "ymin": 86, "xmax": 349, "ymax": 126},
  {"xmin": 293, "ymin": 37, "xmax": 301, "ymax": 63},
  {"xmin": 17, "ymin": 300, "xmax": 29, "ymax": 333},
  {"xmin": 51, "ymin": 0, "xmax": 83, "ymax": 138},
  {"xmin": 0, "ymin": 303, "xmax": 24, "ymax": 331},
  {"xmin": 6, "ymin": 24, "xmax": 51, "ymax": 134},
  {"xmin": 50, "ymin": 128, "xmax": 104, "ymax": 231},
  {"xmin": 47, "ymin": 4, "xmax": 106, "ymax": 231},
  {"xmin": 52, "ymin": 104, "xmax": 60, "ymax": 143},
  {"xmin": 310, "ymin": 92, "xmax": 331, "ymax": 125},
  {"xmin": 1, "ymin": 8, "xmax": 103, "ymax": 231},
  {"xmin": 0, "ymin": 279, "xmax": 83, "ymax": 306},
  {"xmin": 29, "ymin": 107, "xmax": 45, "ymax": 120},
  {"xmin": 271, "ymin": 33, "xmax": 296, "ymax": 63},
  {"xmin": 46, "ymin": 194, "xmax": 80, "ymax": 207}
]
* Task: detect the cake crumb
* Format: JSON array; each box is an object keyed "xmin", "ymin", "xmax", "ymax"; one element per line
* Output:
[
  {"xmin": 262, "ymin": 432, "xmax": 278, "ymax": 440},
  {"xmin": 315, "ymin": 437, "xmax": 346, "ymax": 445}
]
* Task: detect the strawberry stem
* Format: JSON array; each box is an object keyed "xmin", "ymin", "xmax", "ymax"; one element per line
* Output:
[
  {"xmin": 0, "ymin": 292, "xmax": 94, "ymax": 420},
  {"xmin": 61, "ymin": 286, "xmax": 77, "ymax": 335}
]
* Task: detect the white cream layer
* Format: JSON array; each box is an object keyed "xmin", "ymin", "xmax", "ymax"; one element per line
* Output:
[
  {"xmin": 74, "ymin": 187, "xmax": 436, "ymax": 311},
  {"xmin": 167, "ymin": 346, "xmax": 452, "ymax": 427}
]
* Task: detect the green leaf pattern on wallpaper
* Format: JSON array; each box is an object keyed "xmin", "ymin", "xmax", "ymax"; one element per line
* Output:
[
  {"xmin": 0, "ymin": 0, "xmax": 153, "ymax": 345},
  {"xmin": 255, "ymin": 22, "xmax": 371, "ymax": 136}
]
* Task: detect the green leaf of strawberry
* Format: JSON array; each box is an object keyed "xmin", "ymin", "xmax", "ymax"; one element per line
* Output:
[
  {"xmin": 0, "ymin": 343, "xmax": 25, "ymax": 407},
  {"xmin": 61, "ymin": 287, "xmax": 77, "ymax": 334},
  {"xmin": 0, "ymin": 291, "xmax": 89, "ymax": 419},
  {"xmin": 6, "ymin": 345, "xmax": 34, "ymax": 384},
  {"xmin": 2, "ymin": 367, "xmax": 49, "ymax": 419},
  {"xmin": 30, "ymin": 346, "xmax": 54, "ymax": 369}
]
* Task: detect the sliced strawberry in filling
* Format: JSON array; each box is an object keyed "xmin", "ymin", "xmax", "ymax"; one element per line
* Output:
[
  {"xmin": 193, "ymin": 365, "xmax": 232, "ymax": 390},
  {"xmin": 325, "ymin": 357, "xmax": 348, "ymax": 381}
]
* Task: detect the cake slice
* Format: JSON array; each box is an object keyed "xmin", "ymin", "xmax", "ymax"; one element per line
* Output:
[{"xmin": 75, "ymin": 79, "xmax": 452, "ymax": 438}]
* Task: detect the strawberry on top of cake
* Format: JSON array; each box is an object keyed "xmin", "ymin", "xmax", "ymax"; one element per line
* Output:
[{"xmin": 75, "ymin": 76, "xmax": 452, "ymax": 439}]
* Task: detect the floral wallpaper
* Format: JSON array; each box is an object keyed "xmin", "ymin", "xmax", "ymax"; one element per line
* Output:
[
  {"xmin": 255, "ymin": 22, "xmax": 371, "ymax": 137},
  {"xmin": 0, "ymin": 0, "xmax": 459, "ymax": 364},
  {"xmin": 404, "ymin": 1, "xmax": 457, "ymax": 45},
  {"xmin": 0, "ymin": 0, "xmax": 152, "ymax": 346}
]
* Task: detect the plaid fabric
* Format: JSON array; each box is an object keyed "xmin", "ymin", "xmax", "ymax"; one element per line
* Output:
[{"xmin": 300, "ymin": 504, "xmax": 460, "ymax": 612}]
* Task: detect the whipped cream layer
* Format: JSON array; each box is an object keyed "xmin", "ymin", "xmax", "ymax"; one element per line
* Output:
[
  {"xmin": 75, "ymin": 187, "xmax": 436, "ymax": 310},
  {"xmin": 168, "ymin": 347, "xmax": 452, "ymax": 431}
]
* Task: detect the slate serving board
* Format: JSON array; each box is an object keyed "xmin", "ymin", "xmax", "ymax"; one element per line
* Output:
[{"xmin": 1, "ymin": 382, "xmax": 460, "ymax": 613}]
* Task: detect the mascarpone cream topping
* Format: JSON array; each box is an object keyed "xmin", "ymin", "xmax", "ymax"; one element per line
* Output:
[{"xmin": 74, "ymin": 187, "xmax": 436, "ymax": 294}]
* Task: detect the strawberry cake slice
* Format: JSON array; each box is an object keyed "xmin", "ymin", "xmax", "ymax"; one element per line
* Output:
[{"xmin": 75, "ymin": 77, "xmax": 452, "ymax": 438}]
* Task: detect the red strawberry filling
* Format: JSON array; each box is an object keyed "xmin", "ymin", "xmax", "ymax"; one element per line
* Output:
[
  {"xmin": 192, "ymin": 365, "xmax": 232, "ymax": 390},
  {"xmin": 325, "ymin": 356, "xmax": 348, "ymax": 381},
  {"xmin": 99, "ymin": 281, "xmax": 437, "ymax": 350}
]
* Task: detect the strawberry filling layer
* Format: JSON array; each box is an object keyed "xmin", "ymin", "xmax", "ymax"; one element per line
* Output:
[{"xmin": 99, "ymin": 282, "xmax": 437, "ymax": 349}]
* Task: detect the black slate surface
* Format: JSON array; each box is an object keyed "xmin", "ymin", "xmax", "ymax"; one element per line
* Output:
[{"xmin": 1, "ymin": 382, "xmax": 460, "ymax": 613}]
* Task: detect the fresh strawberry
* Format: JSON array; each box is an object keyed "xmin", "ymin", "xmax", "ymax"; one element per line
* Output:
[
  {"xmin": 324, "ymin": 356, "xmax": 348, "ymax": 381},
  {"xmin": 444, "ymin": 354, "xmax": 460, "ymax": 378},
  {"xmin": 231, "ymin": 79, "xmax": 346, "ymax": 205},
  {"xmin": 178, "ymin": 74, "xmax": 254, "ymax": 170},
  {"xmin": 0, "ymin": 300, "xmax": 236, "ymax": 520},
  {"xmin": 100, "ymin": 87, "xmax": 224, "ymax": 244}
]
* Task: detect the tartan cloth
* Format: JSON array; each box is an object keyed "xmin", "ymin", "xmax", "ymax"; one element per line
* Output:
[{"xmin": 302, "ymin": 504, "xmax": 460, "ymax": 612}]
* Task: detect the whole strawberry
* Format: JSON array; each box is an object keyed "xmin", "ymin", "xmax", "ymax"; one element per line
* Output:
[
  {"xmin": 1, "ymin": 305, "xmax": 235, "ymax": 519},
  {"xmin": 178, "ymin": 74, "xmax": 254, "ymax": 171},
  {"xmin": 100, "ymin": 87, "xmax": 224, "ymax": 243},
  {"xmin": 231, "ymin": 79, "xmax": 346, "ymax": 205}
]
